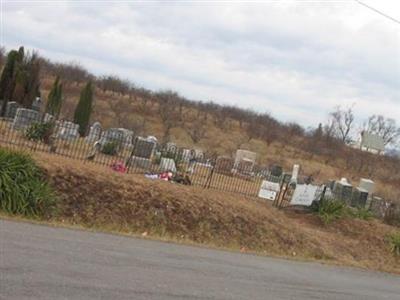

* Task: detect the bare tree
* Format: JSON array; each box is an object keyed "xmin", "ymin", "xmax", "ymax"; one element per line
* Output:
[
  {"xmin": 328, "ymin": 105, "xmax": 355, "ymax": 143},
  {"xmin": 157, "ymin": 90, "xmax": 180, "ymax": 142},
  {"xmin": 186, "ymin": 118, "xmax": 207, "ymax": 143},
  {"xmin": 364, "ymin": 115, "xmax": 400, "ymax": 146}
]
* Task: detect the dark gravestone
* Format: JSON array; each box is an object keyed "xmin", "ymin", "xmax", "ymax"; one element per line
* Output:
[
  {"xmin": 5, "ymin": 101, "xmax": 19, "ymax": 119},
  {"xmin": 270, "ymin": 165, "xmax": 283, "ymax": 177},
  {"xmin": 214, "ymin": 156, "xmax": 234, "ymax": 175},
  {"xmin": 132, "ymin": 137, "xmax": 156, "ymax": 159},
  {"xmin": 351, "ymin": 187, "xmax": 369, "ymax": 208},
  {"xmin": 333, "ymin": 181, "xmax": 353, "ymax": 204}
]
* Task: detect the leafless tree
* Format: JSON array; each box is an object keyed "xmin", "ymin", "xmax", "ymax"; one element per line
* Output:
[
  {"xmin": 186, "ymin": 118, "xmax": 207, "ymax": 144},
  {"xmin": 364, "ymin": 115, "xmax": 400, "ymax": 146},
  {"xmin": 328, "ymin": 105, "xmax": 355, "ymax": 143}
]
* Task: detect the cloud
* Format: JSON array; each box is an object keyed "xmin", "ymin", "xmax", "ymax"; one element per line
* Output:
[{"xmin": 2, "ymin": 0, "xmax": 400, "ymax": 128}]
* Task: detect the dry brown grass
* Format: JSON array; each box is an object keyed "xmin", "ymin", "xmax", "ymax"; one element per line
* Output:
[{"xmin": 26, "ymin": 151, "xmax": 399, "ymax": 274}]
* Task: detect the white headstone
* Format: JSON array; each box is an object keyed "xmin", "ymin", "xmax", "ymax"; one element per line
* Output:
[
  {"xmin": 234, "ymin": 149, "xmax": 256, "ymax": 167},
  {"xmin": 57, "ymin": 121, "xmax": 80, "ymax": 140},
  {"xmin": 258, "ymin": 180, "xmax": 281, "ymax": 201},
  {"xmin": 290, "ymin": 184, "xmax": 319, "ymax": 206},
  {"xmin": 291, "ymin": 164, "xmax": 300, "ymax": 183},
  {"xmin": 86, "ymin": 122, "xmax": 102, "ymax": 143},
  {"xmin": 160, "ymin": 157, "xmax": 177, "ymax": 173},
  {"xmin": 359, "ymin": 178, "xmax": 374, "ymax": 194}
]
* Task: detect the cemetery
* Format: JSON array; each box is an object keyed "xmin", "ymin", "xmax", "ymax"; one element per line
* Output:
[{"xmin": 0, "ymin": 104, "xmax": 397, "ymax": 223}]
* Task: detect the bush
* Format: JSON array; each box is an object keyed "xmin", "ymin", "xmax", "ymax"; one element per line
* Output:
[
  {"xmin": 101, "ymin": 141, "xmax": 119, "ymax": 155},
  {"xmin": 25, "ymin": 122, "xmax": 54, "ymax": 144},
  {"xmin": 313, "ymin": 198, "xmax": 348, "ymax": 224},
  {"xmin": 0, "ymin": 148, "xmax": 56, "ymax": 217},
  {"xmin": 387, "ymin": 232, "xmax": 400, "ymax": 256}
]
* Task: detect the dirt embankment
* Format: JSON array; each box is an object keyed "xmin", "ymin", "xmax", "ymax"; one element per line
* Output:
[{"xmin": 34, "ymin": 153, "xmax": 399, "ymax": 274}]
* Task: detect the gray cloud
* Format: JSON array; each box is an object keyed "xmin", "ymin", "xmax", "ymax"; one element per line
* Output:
[{"xmin": 2, "ymin": 1, "xmax": 399, "ymax": 127}]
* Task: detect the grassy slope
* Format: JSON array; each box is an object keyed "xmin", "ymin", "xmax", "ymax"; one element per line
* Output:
[{"xmin": 27, "ymin": 151, "xmax": 399, "ymax": 274}]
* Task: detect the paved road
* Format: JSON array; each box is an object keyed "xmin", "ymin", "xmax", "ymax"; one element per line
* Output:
[{"xmin": 0, "ymin": 220, "xmax": 399, "ymax": 300}]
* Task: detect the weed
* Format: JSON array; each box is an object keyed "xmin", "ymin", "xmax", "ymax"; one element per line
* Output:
[
  {"xmin": 101, "ymin": 141, "xmax": 119, "ymax": 155},
  {"xmin": 0, "ymin": 148, "xmax": 56, "ymax": 217},
  {"xmin": 313, "ymin": 198, "xmax": 348, "ymax": 225},
  {"xmin": 350, "ymin": 207, "xmax": 373, "ymax": 220},
  {"xmin": 387, "ymin": 232, "xmax": 400, "ymax": 256},
  {"xmin": 25, "ymin": 122, "xmax": 54, "ymax": 144}
]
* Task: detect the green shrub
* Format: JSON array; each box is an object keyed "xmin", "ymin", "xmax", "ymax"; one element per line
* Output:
[
  {"xmin": 0, "ymin": 148, "xmax": 56, "ymax": 217},
  {"xmin": 101, "ymin": 141, "xmax": 119, "ymax": 155},
  {"xmin": 25, "ymin": 122, "xmax": 54, "ymax": 144},
  {"xmin": 387, "ymin": 232, "xmax": 400, "ymax": 256},
  {"xmin": 313, "ymin": 198, "xmax": 348, "ymax": 224}
]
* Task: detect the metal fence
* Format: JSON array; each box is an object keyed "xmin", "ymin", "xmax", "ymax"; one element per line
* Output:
[{"xmin": 0, "ymin": 111, "xmax": 284, "ymax": 198}]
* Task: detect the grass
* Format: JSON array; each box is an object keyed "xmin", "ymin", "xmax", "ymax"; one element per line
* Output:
[
  {"xmin": 387, "ymin": 232, "xmax": 400, "ymax": 257},
  {"xmin": 0, "ymin": 148, "xmax": 56, "ymax": 217},
  {"xmin": 313, "ymin": 198, "xmax": 348, "ymax": 224}
]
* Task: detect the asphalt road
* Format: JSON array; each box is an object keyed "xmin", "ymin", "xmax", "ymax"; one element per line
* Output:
[{"xmin": 0, "ymin": 220, "xmax": 399, "ymax": 300}]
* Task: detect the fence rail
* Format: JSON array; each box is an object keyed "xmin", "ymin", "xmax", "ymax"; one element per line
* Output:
[{"xmin": 0, "ymin": 113, "xmax": 283, "ymax": 198}]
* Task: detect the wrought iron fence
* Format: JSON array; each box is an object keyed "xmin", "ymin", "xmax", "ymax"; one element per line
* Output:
[{"xmin": 0, "ymin": 112, "xmax": 284, "ymax": 198}]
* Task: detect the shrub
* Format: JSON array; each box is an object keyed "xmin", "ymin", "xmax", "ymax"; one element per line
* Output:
[
  {"xmin": 313, "ymin": 198, "xmax": 348, "ymax": 224},
  {"xmin": 101, "ymin": 141, "xmax": 119, "ymax": 155},
  {"xmin": 25, "ymin": 122, "xmax": 54, "ymax": 144},
  {"xmin": 387, "ymin": 232, "xmax": 400, "ymax": 256},
  {"xmin": 0, "ymin": 148, "xmax": 56, "ymax": 217}
]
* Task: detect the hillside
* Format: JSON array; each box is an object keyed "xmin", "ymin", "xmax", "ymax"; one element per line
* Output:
[
  {"xmin": 37, "ymin": 73, "xmax": 400, "ymax": 203},
  {"xmin": 22, "ymin": 151, "xmax": 399, "ymax": 274}
]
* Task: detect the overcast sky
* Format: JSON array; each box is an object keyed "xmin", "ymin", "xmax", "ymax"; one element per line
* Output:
[{"xmin": 1, "ymin": 0, "xmax": 399, "ymax": 128}]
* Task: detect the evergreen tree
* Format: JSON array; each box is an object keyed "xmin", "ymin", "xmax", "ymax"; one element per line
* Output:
[
  {"xmin": 45, "ymin": 76, "xmax": 63, "ymax": 117},
  {"xmin": 13, "ymin": 49, "xmax": 41, "ymax": 108},
  {"xmin": 0, "ymin": 50, "xmax": 20, "ymax": 116},
  {"xmin": 74, "ymin": 81, "xmax": 93, "ymax": 136}
]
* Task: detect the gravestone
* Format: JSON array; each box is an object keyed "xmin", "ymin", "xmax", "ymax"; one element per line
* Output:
[
  {"xmin": 98, "ymin": 128, "xmax": 125, "ymax": 152},
  {"xmin": 270, "ymin": 165, "xmax": 283, "ymax": 177},
  {"xmin": 126, "ymin": 156, "xmax": 152, "ymax": 170},
  {"xmin": 132, "ymin": 136, "xmax": 157, "ymax": 159},
  {"xmin": 31, "ymin": 97, "xmax": 42, "ymax": 112},
  {"xmin": 56, "ymin": 121, "xmax": 80, "ymax": 141},
  {"xmin": 290, "ymin": 184, "xmax": 319, "ymax": 206},
  {"xmin": 369, "ymin": 197, "xmax": 389, "ymax": 219},
  {"xmin": 258, "ymin": 180, "xmax": 281, "ymax": 201},
  {"xmin": 234, "ymin": 149, "xmax": 256, "ymax": 168},
  {"xmin": 43, "ymin": 113, "xmax": 55, "ymax": 123},
  {"xmin": 181, "ymin": 148, "xmax": 192, "ymax": 163},
  {"xmin": 146, "ymin": 135, "xmax": 158, "ymax": 144},
  {"xmin": 333, "ymin": 178, "xmax": 353, "ymax": 204},
  {"xmin": 86, "ymin": 122, "xmax": 102, "ymax": 143},
  {"xmin": 165, "ymin": 142, "xmax": 178, "ymax": 153},
  {"xmin": 193, "ymin": 149, "xmax": 204, "ymax": 161},
  {"xmin": 236, "ymin": 158, "xmax": 254, "ymax": 175},
  {"xmin": 12, "ymin": 108, "xmax": 41, "ymax": 130},
  {"xmin": 351, "ymin": 187, "xmax": 369, "ymax": 208},
  {"xmin": 290, "ymin": 164, "xmax": 300, "ymax": 184},
  {"xmin": 159, "ymin": 157, "xmax": 177, "ymax": 172},
  {"xmin": 214, "ymin": 156, "xmax": 234, "ymax": 175},
  {"xmin": 359, "ymin": 178, "xmax": 374, "ymax": 194},
  {"xmin": 118, "ymin": 128, "xmax": 134, "ymax": 147},
  {"xmin": 5, "ymin": 101, "xmax": 19, "ymax": 119}
]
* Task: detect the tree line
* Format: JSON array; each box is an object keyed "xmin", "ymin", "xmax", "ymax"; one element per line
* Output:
[
  {"xmin": 0, "ymin": 46, "xmax": 94, "ymax": 136},
  {"xmin": 0, "ymin": 46, "xmax": 399, "ymax": 153}
]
